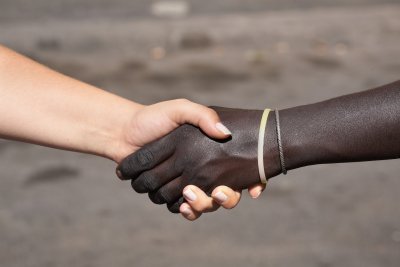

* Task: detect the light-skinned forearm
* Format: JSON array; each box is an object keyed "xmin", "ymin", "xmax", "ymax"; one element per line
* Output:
[{"xmin": 0, "ymin": 45, "xmax": 141, "ymax": 160}]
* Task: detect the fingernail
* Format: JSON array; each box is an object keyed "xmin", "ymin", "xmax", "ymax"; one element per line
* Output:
[
  {"xmin": 181, "ymin": 207, "xmax": 192, "ymax": 216},
  {"xmin": 252, "ymin": 189, "xmax": 262, "ymax": 199},
  {"xmin": 216, "ymin": 122, "xmax": 232, "ymax": 135},
  {"xmin": 214, "ymin": 191, "xmax": 228, "ymax": 203},
  {"xmin": 116, "ymin": 169, "xmax": 123, "ymax": 180},
  {"xmin": 183, "ymin": 189, "xmax": 197, "ymax": 201}
]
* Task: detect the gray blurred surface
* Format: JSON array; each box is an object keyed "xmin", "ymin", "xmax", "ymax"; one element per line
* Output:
[
  {"xmin": 1, "ymin": 0, "xmax": 399, "ymax": 21},
  {"xmin": 0, "ymin": 1, "xmax": 400, "ymax": 267}
]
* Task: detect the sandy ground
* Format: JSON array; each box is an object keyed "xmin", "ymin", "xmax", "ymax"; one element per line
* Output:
[{"xmin": 0, "ymin": 1, "xmax": 400, "ymax": 267}]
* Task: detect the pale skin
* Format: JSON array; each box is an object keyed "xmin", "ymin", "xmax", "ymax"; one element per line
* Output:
[{"xmin": 0, "ymin": 45, "xmax": 254, "ymax": 217}]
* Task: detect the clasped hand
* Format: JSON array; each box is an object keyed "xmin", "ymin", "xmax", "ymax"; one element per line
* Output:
[{"xmin": 118, "ymin": 107, "xmax": 279, "ymax": 220}]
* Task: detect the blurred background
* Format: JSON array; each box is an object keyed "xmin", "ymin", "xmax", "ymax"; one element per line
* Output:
[{"xmin": 0, "ymin": 0, "xmax": 399, "ymax": 266}]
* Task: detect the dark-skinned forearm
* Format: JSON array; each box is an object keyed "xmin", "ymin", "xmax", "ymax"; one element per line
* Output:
[{"xmin": 264, "ymin": 80, "xmax": 400, "ymax": 178}]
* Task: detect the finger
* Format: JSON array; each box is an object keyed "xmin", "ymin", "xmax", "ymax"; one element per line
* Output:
[
  {"xmin": 148, "ymin": 176, "xmax": 186, "ymax": 205},
  {"xmin": 167, "ymin": 197, "xmax": 185, "ymax": 213},
  {"xmin": 180, "ymin": 202, "xmax": 201, "ymax": 221},
  {"xmin": 165, "ymin": 99, "xmax": 231, "ymax": 139},
  {"xmin": 211, "ymin": 186, "xmax": 242, "ymax": 209},
  {"xmin": 182, "ymin": 185, "xmax": 220, "ymax": 213},
  {"xmin": 131, "ymin": 157, "xmax": 182, "ymax": 193},
  {"xmin": 116, "ymin": 140, "xmax": 174, "ymax": 180},
  {"xmin": 248, "ymin": 183, "xmax": 266, "ymax": 199}
]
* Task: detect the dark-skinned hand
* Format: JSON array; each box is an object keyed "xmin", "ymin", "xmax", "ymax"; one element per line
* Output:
[
  {"xmin": 117, "ymin": 107, "xmax": 281, "ymax": 213},
  {"xmin": 118, "ymin": 81, "xmax": 400, "ymax": 215}
]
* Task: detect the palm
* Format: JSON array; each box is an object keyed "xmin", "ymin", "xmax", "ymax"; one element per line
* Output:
[{"xmin": 128, "ymin": 107, "xmax": 179, "ymax": 150}]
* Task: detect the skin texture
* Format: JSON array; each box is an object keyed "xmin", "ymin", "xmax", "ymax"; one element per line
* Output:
[
  {"xmin": 117, "ymin": 107, "xmax": 280, "ymax": 213},
  {"xmin": 281, "ymin": 80, "xmax": 400, "ymax": 169},
  {"xmin": 0, "ymin": 44, "xmax": 255, "ymax": 217},
  {"xmin": 0, "ymin": 45, "xmax": 230, "ymax": 163},
  {"xmin": 118, "ymin": 80, "xmax": 400, "ymax": 214}
]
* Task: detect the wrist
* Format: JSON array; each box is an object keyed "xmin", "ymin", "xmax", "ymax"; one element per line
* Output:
[
  {"xmin": 88, "ymin": 98, "xmax": 144, "ymax": 163},
  {"xmin": 274, "ymin": 107, "xmax": 319, "ymax": 172},
  {"xmin": 262, "ymin": 110, "xmax": 282, "ymax": 179}
]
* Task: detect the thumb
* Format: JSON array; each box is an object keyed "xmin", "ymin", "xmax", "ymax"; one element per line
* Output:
[
  {"xmin": 248, "ymin": 183, "xmax": 266, "ymax": 199},
  {"xmin": 166, "ymin": 99, "xmax": 231, "ymax": 139},
  {"xmin": 211, "ymin": 186, "xmax": 242, "ymax": 209}
]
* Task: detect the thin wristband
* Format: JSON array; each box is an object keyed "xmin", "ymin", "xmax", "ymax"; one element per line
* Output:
[
  {"xmin": 275, "ymin": 109, "xmax": 287, "ymax": 175},
  {"xmin": 258, "ymin": 108, "xmax": 271, "ymax": 184}
]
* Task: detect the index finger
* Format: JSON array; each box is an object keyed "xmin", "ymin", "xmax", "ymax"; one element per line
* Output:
[{"xmin": 116, "ymin": 139, "xmax": 174, "ymax": 180}]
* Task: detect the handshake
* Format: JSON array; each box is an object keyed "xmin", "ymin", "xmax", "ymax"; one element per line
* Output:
[
  {"xmin": 1, "ymin": 46, "xmax": 284, "ymax": 222},
  {"xmin": 1, "ymin": 47, "xmax": 397, "ymax": 222},
  {"xmin": 114, "ymin": 102, "xmax": 283, "ymax": 221}
]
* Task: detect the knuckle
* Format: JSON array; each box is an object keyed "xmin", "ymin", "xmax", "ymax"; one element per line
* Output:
[
  {"xmin": 207, "ymin": 106, "xmax": 220, "ymax": 115},
  {"xmin": 156, "ymin": 188, "xmax": 174, "ymax": 204},
  {"xmin": 132, "ymin": 172, "xmax": 158, "ymax": 193},
  {"xmin": 175, "ymin": 98, "xmax": 190, "ymax": 105},
  {"xmin": 173, "ymin": 159, "xmax": 183, "ymax": 173},
  {"xmin": 188, "ymin": 197, "xmax": 206, "ymax": 211},
  {"xmin": 194, "ymin": 202, "xmax": 209, "ymax": 212},
  {"xmin": 141, "ymin": 172, "xmax": 158, "ymax": 191},
  {"xmin": 135, "ymin": 148, "xmax": 154, "ymax": 168}
]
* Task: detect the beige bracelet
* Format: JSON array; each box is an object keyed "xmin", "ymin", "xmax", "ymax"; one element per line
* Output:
[{"xmin": 258, "ymin": 109, "xmax": 271, "ymax": 184}]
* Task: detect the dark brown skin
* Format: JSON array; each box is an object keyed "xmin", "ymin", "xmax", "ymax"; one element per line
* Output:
[{"xmin": 117, "ymin": 80, "xmax": 400, "ymax": 213}]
